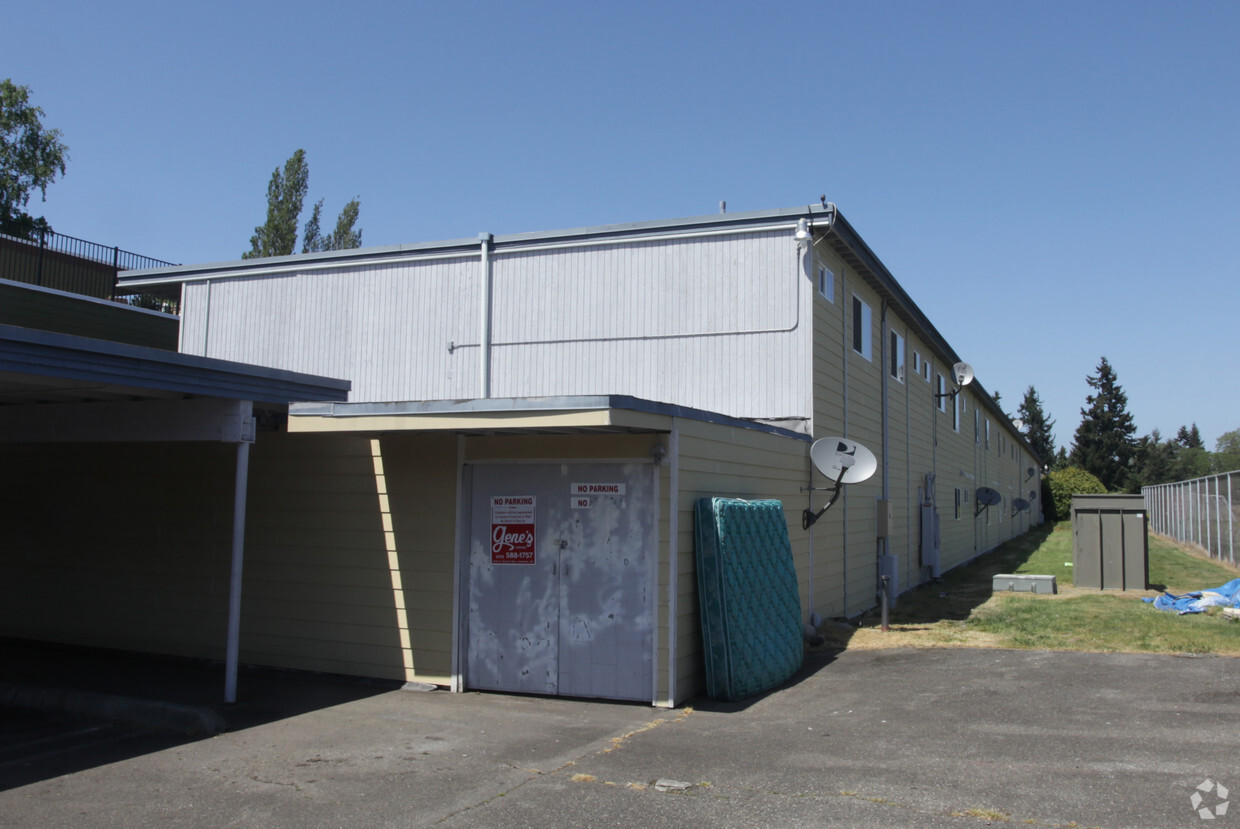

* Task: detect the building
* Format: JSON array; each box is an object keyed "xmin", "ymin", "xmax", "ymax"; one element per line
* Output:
[{"xmin": 2, "ymin": 204, "xmax": 1041, "ymax": 706}]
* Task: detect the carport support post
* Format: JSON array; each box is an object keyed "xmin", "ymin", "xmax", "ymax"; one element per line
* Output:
[{"xmin": 224, "ymin": 440, "xmax": 251, "ymax": 704}]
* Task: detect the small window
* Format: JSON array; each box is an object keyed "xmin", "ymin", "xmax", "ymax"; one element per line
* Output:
[
  {"xmin": 921, "ymin": 357, "xmax": 930, "ymax": 381},
  {"xmin": 954, "ymin": 488, "xmax": 961, "ymax": 520},
  {"xmin": 852, "ymin": 296, "xmax": 872, "ymax": 360},
  {"xmin": 985, "ymin": 418, "xmax": 991, "ymax": 450},
  {"xmin": 912, "ymin": 351, "xmax": 922, "ymax": 377},
  {"xmin": 936, "ymin": 373, "xmax": 947, "ymax": 412},
  {"xmin": 817, "ymin": 266, "xmax": 835, "ymax": 302},
  {"xmin": 890, "ymin": 331, "xmax": 905, "ymax": 382},
  {"xmin": 952, "ymin": 391, "xmax": 960, "ymax": 431}
]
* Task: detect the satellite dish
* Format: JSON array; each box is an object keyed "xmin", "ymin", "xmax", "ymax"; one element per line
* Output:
[
  {"xmin": 1025, "ymin": 467, "xmax": 1036, "ymax": 480},
  {"xmin": 803, "ymin": 437, "xmax": 878, "ymax": 529},
  {"xmin": 975, "ymin": 487, "xmax": 1002, "ymax": 506},
  {"xmin": 1013, "ymin": 498, "xmax": 1031, "ymax": 513},
  {"xmin": 1028, "ymin": 490, "xmax": 1037, "ymax": 501},
  {"xmin": 810, "ymin": 437, "xmax": 878, "ymax": 485},
  {"xmin": 952, "ymin": 362, "xmax": 974, "ymax": 388}
]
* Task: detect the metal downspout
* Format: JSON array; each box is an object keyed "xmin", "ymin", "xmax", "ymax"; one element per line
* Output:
[
  {"xmin": 880, "ymin": 303, "xmax": 890, "ymax": 524},
  {"xmin": 840, "ymin": 267, "xmax": 849, "ymax": 614},
  {"xmin": 478, "ymin": 233, "xmax": 493, "ymax": 398}
]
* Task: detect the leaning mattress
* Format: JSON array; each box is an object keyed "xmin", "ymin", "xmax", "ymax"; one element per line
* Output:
[{"xmin": 694, "ymin": 497, "xmax": 803, "ymax": 701}]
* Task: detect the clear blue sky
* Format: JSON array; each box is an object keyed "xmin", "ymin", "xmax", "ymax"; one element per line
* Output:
[{"xmin": 10, "ymin": 1, "xmax": 1239, "ymax": 454}]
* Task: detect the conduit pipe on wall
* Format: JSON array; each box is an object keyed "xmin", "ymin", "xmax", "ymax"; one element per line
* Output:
[
  {"xmin": 478, "ymin": 232, "xmax": 493, "ymax": 399},
  {"xmin": 880, "ymin": 300, "xmax": 890, "ymax": 562}
]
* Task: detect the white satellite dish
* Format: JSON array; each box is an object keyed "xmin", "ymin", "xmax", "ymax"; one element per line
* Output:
[
  {"xmin": 975, "ymin": 487, "xmax": 1002, "ymax": 506},
  {"xmin": 974, "ymin": 486, "xmax": 1001, "ymax": 517},
  {"xmin": 952, "ymin": 362, "xmax": 974, "ymax": 388},
  {"xmin": 810, "ymin": 437, "xmax": 878, "ymax": 485},
  {"xmin": 803, "ymin": 437, "xmax": 878, "ymax": 529}
]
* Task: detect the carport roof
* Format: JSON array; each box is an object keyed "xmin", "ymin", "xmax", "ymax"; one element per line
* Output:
[{"xmin": 0, "ymin": 323, "xmax": 350, "ymax": 406}]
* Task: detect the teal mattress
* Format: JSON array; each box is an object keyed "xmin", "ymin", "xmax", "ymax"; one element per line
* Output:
[{"xmin": 694, "ymin": 498, "xmax": 803, "ymax": 701}]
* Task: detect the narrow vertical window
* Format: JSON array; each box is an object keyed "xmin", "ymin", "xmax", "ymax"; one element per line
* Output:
[
  {"xmin": 890, "ymin": 331, "xmax": 905, "ymax": 382},
  {"xmin": 954, "ymin": 488, "xmax": 961, "ymax": 520},
  {"xmin": 818, "ymin": 266, "xmax": 835, "ymax": 302},
  {"xmin": 852, "ymin": 296, "xmax": 872, "ymax": 360},
  {"xmin": 936, "ymin": 373, "xmax": 947, "ymax": 412}
]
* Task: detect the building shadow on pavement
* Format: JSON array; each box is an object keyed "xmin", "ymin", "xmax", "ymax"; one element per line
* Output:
[{"xmin": 0, "ymin": 637, "xmax": 401, "ymax": 791}]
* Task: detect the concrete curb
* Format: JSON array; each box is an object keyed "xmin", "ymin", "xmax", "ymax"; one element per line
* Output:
[{"xmin": 0, "ymin": 681, "xmax": 227, "ymax": 736}]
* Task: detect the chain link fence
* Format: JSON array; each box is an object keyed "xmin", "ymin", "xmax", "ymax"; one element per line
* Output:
[{"xmin": 1143, "ymin": 471, "xmax": 1238, "ymax": 566}]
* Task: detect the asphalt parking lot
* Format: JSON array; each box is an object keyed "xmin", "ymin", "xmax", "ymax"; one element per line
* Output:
[{"xmin": 1, "ymin": 645, "xmax": 1237, "ymax": 828}]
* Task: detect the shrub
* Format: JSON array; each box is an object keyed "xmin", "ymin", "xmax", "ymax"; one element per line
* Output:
[{"xmin": 1047, "ymin": 466, "xmax": 1107, "ymax": 521}]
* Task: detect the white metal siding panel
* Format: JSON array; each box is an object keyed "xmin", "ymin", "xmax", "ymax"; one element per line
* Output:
[
  {"xmin": 180, "ymin": 232, "xmax": 811, "ymax": 419},
  {"xmin": 180, "ymin": 258, "xmax": 481, "ymax": 403},
  {"xmin": 489, "ymin": 232, "xmax": 809, "ymax": 418}
]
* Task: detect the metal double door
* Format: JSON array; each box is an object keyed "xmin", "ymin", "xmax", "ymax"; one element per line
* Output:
[{"xmin": 465, "ymin": 462, "xmax": 654, "ymax": 701}]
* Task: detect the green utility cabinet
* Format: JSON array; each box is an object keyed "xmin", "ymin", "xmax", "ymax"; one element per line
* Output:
[{"xmin": 1071, "ymin": 494, "xmax": 1149, "ymax": 590}]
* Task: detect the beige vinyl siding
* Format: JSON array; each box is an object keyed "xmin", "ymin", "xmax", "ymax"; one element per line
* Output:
[
  {"xmin": 935, "ymin": 381, "xmax": 979, "ymax": 570},
  {"xmin": 673, "ymin": 418, "xmax": 809, "ymax": 703},
  {"xmin": 0, "ymin": 441, "xmax": 237, "ymax": 657},
  {"xmin": 241, "ymin": 432, "xmax": 458, "ymax": 683},
  {"xmin": 841, "ymin": 276, "xmax": 884, "ymax": 617}
]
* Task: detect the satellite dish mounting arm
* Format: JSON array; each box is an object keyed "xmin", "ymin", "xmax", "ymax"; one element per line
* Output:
[{"xmin": 802, "ymin": 457, "xmax": 853, "ymax": 530}]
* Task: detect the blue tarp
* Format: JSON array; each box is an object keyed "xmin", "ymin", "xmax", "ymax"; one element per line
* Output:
[{"xmin": 1143, "ymin": 578, "xmax": 1240, "ymax": 614}]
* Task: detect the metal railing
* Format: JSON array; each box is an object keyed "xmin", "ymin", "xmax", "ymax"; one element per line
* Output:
[
  {"xmin": 1143, "ymin": 471, "xmax": 1238, "ymax": 566},
  {"xmin": 0, "ymin": 227, "xmax": 177, "ymax": 301}
]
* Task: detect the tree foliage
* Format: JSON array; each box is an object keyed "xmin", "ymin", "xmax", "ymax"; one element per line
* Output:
[
  {"xmin": 0, "ymin": 79, "xmax": 69, "ymax": 239},
  {"xmin": 1215, "ymin": 429, "xmax": 1240, "ymax": 474},
  {"xmin": 1016, "ymin": 385, "xmax": 1056, "ymax": 467},
  {"xmin": 1047, "ymin": 466, "xmax": 1106, "ymax": 521},
  {"xmin": 302, "ymin": 196, "xmax": 362, "ymax": 253},
  {"xmin": 244, "ymin": 149, "xmax": 361, "ymax": 259},
  {"xmin": 1069, "ymin": 357, "xmax": 1136, "ymax": 491}
]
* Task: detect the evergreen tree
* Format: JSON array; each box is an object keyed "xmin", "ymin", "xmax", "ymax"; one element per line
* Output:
[
  {"xmin": 1016, "ymin": 386, "xmax": 1056, "ymax": 466},
  {"xmin": 1124, "ymin": 429, "xmax": 1172, "ymax": 492},
  {"xmin": 244, "ymin": 149, "xmax": 361, "ymax": 259},
  {"xmin": 1069, "ymin": 357, "xmax": 1137, "ymax": 491},
  {"xmin": 1169, "ymin": 423, "xmax": 1211, "ymax": 481},
  {"xmin": 0, "ymin": 79, "xmax": 69, "ymax": 239},
  {"xmin": 1175, "ymin": 424, "xmax": 1204, "ymax": 450}
]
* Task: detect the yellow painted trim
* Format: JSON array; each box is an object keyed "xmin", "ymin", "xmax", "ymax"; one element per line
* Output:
[{"xmin": 288, "ymin": 409, "xmax": 672, "ymax": 434}]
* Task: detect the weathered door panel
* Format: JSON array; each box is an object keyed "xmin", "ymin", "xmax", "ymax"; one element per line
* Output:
[{"xmin": 466, "ymin": 462, "xmax": 653, "ymax": 701}]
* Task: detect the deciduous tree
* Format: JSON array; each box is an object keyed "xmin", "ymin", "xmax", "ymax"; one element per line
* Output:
[
  {"xmin": 1214, "ymin": 428, "xmax": 1240, "ymax": 473},
  {"xmin": 243, "ymin": 149, "xmax": 361, "ymax": 259},
  {"xmin": 0, "ymin": 79, "xmax": 68, "ymax": 239}
]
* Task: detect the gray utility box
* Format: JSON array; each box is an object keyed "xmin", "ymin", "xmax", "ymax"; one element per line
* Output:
[
  {"xmin": 993, "ymin": 574, "xmax": 1057, "ymax": 594},
  {"xmin": 1071, "ymin": 494, "xmax": 1149, "ymax": 590}
]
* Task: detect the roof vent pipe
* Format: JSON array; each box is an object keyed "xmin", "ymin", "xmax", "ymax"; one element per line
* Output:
[{"xmin": 478, "ymin": 232, "xmax": 493, "ymax": 398}]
